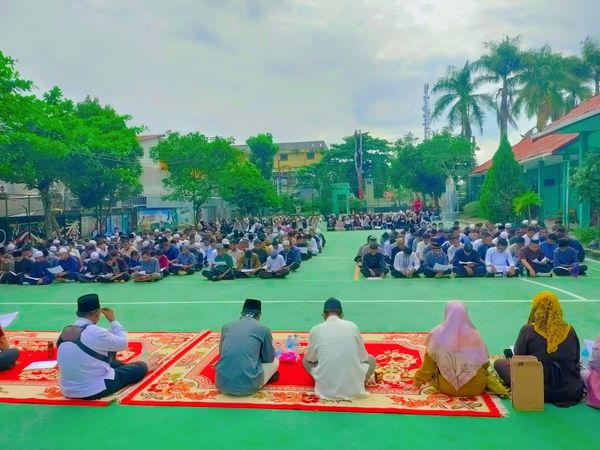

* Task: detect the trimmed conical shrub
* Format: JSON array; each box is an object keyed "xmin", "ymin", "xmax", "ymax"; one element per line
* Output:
[{"xmin": 479, "ymin": 135, "xmax": 526, "ymax": 223}]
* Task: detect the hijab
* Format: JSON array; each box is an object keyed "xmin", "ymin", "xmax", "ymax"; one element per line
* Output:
[
  {"xmin": 528, "ymin": 291, "xmax": 571, "ymax": 354},
  {"xmin": 426, "ymin": 301, "xmax": 489, "ymax": 391}
]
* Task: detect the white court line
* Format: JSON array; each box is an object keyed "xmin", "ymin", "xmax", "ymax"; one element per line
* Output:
[
  {"xmin": 519, "ymin": 278, "xmax": 588, "ymax": 301},
  {"xmin": 2, "ymin": 299, "xmax": 599, "ymax": 306}
]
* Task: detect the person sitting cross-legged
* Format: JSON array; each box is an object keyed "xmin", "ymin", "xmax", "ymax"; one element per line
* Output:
[
  {"xmin": 54, "ymin": 248, "xmax": 80, "ymax": 282},
  {"xmin": 77, "ymin": 252, "xmax": 107, "ymax": 283},
  {"xmin": 422, "ymin": 242, "xmax": 452, "ymax": 278},
  {"xmin": 452, "ymin": 243, "xmax": 486, "ymax": 277},
  {"xmin": 485, "ymin": 238, "xmax": 518, "ymax": 277},
  {"xmin": 553, "ymin": 238, "xmax": 588, "ymax": 276},
  {"xmin": 259, "ymin": 250, "xmax": 290, "ymax": 279},
  {"xmin": 279, "ymin": 240, "xmax": 301, "ymax": 272},
  {"xmin": 303, "ymin": 298, "xmax": 376, "ymax": 400},
  {"xmin": 22, "ymin": 251, "xmax": 54, "ymax": 285},
  {"xmin": 520, "ymin": 238, "xmax": 552, "ymax": 277},
  {"xmin": 132, "ymin": 251, "xmax": 162, "ymax": 282},
  {"xmin": 98, "ymin": 254, "xmax": 131, "ymax": 283},
  {"xmin": 215, "ymin": 299, "xmax": 279, "ymax": 396},
  {"xmin": 360, "ymin": 243, "xmax": 389, "ymax": 278},
  {"xmin": 202, "ymin": 244, "xmax": 235, "ymax": 281},
  {"xmin": 391, "ymin": 247, "xmax": 421, "ymax": 278},
  {"xmin": 0, "ymin": 324, "xmax": 20, "ymax": 371},
  {"xmin": 234, "ymin": 250, "xmax": 262, "ymax": 278},
  {"xmin": 57, "ymin": 294, "xmax": 148, "ymax": 400},
  {"xmin": 169, "ymin": 244, "xmax": 196, "ymax": 276},
  {"xmin": 413, "ymin": 301, "xmax": 508, "ymax": 397}
]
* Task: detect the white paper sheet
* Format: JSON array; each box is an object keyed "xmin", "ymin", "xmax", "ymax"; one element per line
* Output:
[
  {"xmin": 433, "ymin": 263, "xmax": 451, "ymax": 271},
  {"xmin": 23, "ymin": 360, "xmax": 57, "ymax": 370},
  {"xmin": 0, "ymin": 312, "xmax": 19, "ymax": 328},
  {"xmin": 47, "ymin": 266, "xmax": 64, "ymax": 275}
]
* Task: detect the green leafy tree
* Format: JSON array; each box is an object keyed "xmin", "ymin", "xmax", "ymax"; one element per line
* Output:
[
  {"xmin": 0, "ymin": 85, "xmax": 79, "ymax": 238},
  {"xmin": 66, "ymin": 97, "xmax": 144, "ymax": 232},
  {"xmin": 582, "ymin": 36, "xmax": 600, "ymax": 95},
  {"xmin": 476, "ymin": 36, "xmax": 524, "ymax": 137},
  {"xmin": 246, "ymin": 133, "xmax": 279, "ymax": 180},
  {"xmin": 514, "ymin": 46, "xmax": 591, "ymax": 131},
  {"xmin": 391, "ymin": 131, "xmax": 476, "ymax": 202},
  {"xmin": 0, "ymin": 51, "xmax": 33, "ymax": 138},
  {"xmin": 479, "ymin": 136, "xmax": 526, "ymax": 222},
  {"xmin": 571, "ymin": 151, "xmax": 600, "ymax": 225},
  {"xmin": 220, "ymin": 163, "xmax": 278, "ymax": 215},
  {"xmin": 432, "ymin": 61, "xmax": 495, "ymax": 140}
]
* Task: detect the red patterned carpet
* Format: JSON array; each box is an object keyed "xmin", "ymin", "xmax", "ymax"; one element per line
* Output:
[
  {"xmin": 0, "ymin": 330, "xmax": 206, "ymax": 406},
  {"xmin": 121, "ymin": 331, "xmax": 505, "ymax": 417}
]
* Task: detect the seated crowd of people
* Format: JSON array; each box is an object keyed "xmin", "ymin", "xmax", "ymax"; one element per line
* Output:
[
  {"xmin": 326, "ymin": 209, "xmax": 439, "ymax": 232},
  {"xmin": 355, "ymin": 219, "xmax": 588, "ymax": 279},
  {"xmin": 0, "ymin": 291, "xmax": 596, "ymax": 409},
  {"xmin": 0, "ymin": 217, "xmax": 326, "ymax": 285}
]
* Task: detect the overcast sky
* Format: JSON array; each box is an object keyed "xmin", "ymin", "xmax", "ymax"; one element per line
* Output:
[{"xmin": 1, "ymin": 0, "xmax": 597, "ymax": 163}]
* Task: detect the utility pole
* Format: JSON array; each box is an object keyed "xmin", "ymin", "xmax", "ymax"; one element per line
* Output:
[{"xmin": 423, "ymin": 83, "xmax": 431, "ymax": 141}]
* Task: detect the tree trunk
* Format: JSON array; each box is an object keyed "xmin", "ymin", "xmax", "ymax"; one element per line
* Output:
[
  {"xmin": 39, "ymin": 182, "xmax": 55, "ymax": 240},
  {"xmin": 500, "ymin": 79, "xmax": 508, "ymax": 137}
]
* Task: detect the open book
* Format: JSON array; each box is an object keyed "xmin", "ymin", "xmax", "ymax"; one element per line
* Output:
[{"xmin": 47, "ymin": 266, "xmax": 64, "ymax": 275}]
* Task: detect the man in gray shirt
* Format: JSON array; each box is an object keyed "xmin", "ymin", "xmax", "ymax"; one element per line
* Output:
[
  {"xmin": 215, "ymin": 299, "xmax": 279, "ymax": 396},
  {"xmin": 132, "ymin": 251, "xmax": 162, "ymax": 282}
]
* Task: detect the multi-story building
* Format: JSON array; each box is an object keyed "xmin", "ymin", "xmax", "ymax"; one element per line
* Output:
[{"xmin": 234, "ymin": 140, "xmax": 328, "ymax": 193}]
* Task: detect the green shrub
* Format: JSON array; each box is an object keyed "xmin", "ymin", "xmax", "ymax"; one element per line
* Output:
[
  {"xmin": 573, "ymin": 226, "xmax": 600, "ymax": 245},
  {"xmin": 463, "ymin": 201, "xmax": 483, "ymax": 218},
  {"xmin": 479, "ymin": 136, "xmax": 526, "ymax": 223}
]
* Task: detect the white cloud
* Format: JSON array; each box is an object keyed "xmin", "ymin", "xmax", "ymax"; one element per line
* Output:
[{"xmin": 0, "ymin": 0, "xmax": 596, "ymax": 157}]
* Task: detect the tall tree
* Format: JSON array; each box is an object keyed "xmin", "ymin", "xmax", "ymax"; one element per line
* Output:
[
  {"xmin": 479, "ymin": 136, "xmax": 526, "ymax": 223},
  {"xmin": 476, "ymin": 36, "xmax": 524, "ymax": 137},
  {"xmin": 66, "ymin": 97, "xmax": 144, "ymax": 232},
  {"xmin": 246, "ymin": 133, "xmax": 279, "ymax": 180},
  {"xmin": 571, "ymin": 151, "xmax": 600, "ymax": 225},
  {"xmin": 0, "ymin": 86, "xmax": 79, "ymax": 238},
  {"xmin": 391, "ymin": 131, "xmax": 476, "ymax": 201},
  {"xmin": 582, "ymin": 36, "xmax": 600, "ymax": 95},
  {"xmin": 220, "ymin": 163, "xmax": 278, "ymax": 215},
  {"xmin": 432, "ymin": 61, "xmax": 495, "ymax": 140},
  {"xmin": 514, "ymin": 46, "xmax": 591, "ymax": 131}
]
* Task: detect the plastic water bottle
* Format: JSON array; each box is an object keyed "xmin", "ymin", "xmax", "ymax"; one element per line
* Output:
[
  {"xmin": 285, "ymin": 335, "xmax": 295, "ymax": 351},
  {"xmin": 572, "ymin": 263, "xmax": 580, "ymax": 278},
  {"xmin": 292, "ymin": 334, "xmax": 300, "ymax": 351},
  {"xmin": 502, "ymin": 270, "xmax": 507, "ymax": 279}
]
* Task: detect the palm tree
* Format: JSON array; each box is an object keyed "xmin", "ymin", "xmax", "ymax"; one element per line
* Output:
[
  {"xmin": 476, "ymin": 36, "xmax": 524, "ymax": 137},
  {"xmin": 513, "ymin": 46, "xmax": 568, "ymax": 131},
  {"xmin": 582, "ymin": 36, "xmax": 600, "ymax": 95},
  {"xmin": 513, "ymin": 47, "xmax": 592, "ymax": 130},
  {"xmin": 560, "ymin": 55, "xmax": 593, "ymax": 114},
  {"xmin": 431, "ymin": 61, "xmax": 495, "ymax": 141}
]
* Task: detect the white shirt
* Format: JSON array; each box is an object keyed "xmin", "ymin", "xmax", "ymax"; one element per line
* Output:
[
  {"xmin": 308, "ymin": 238, "xmax": 319, "ymax": 254},
  {"xmin": 447, "ymin": 245, "xmax": 463, "ymax": 263},
  {"xmin": 472, "ymin": 239, "xmax": 484, "ymax": 251},
  {"xmin": 57, "ymin": 318, "xmax": 128, "ymax": 398},
  {"xmin": 304, "ymin": 316, "xmax": 370, "ymax": 400},
  {"xmin": 485, "ymin": 247, "xmax": 515, "ymax": 271},
  {"xmin": 393, "ymin": 252, "xmax": 420, "ymax": 271},
  {"xmin": 265, "ymin": 254, "xmax": 286, "ymax": 272}
]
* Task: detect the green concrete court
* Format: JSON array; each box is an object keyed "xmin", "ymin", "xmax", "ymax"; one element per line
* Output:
[{"xmin": 1, "ymin": 230, "xmax": 599, "ymax": 450}]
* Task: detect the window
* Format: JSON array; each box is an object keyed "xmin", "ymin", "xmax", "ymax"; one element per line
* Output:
[
  {"xmin": 279, "ymin": 153, "xmax": 288, "ymax": 161},
  {"xmin": 306, "ymin": 152, "xmax": 315, "ymax": 160},
  {"xmin": 544, "ymin": 178, "xmax": 555, "ymax": 187}
]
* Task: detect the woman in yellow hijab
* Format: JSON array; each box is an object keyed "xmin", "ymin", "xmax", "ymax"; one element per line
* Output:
[{"xmin": 494, "ymin": 291, "xmax": 584, "ymax": 406}]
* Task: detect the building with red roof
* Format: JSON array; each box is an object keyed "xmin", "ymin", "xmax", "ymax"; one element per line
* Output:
[{"xmin": 470, "ymin": 94, "xmax": 600, "ymax": 225}]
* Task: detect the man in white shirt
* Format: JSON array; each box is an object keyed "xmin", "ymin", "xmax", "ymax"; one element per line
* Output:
[
  {"xmin": 303, "ymin": 298, "xmax": 376, "ymax": 400},
  {"xmin": 259, "ymin": 251, "xmax": 290, "ymax": 279},
  {"xmin": 57, "ymin": 294, "xmax": 148, "ymax": 400},
  {"xmin": 391, "ymin": 247, "xmax": 421, "ymax": 278},
  {"xmin": 484, "ymin": 238, "xmax": 517, "ymax": 277}
]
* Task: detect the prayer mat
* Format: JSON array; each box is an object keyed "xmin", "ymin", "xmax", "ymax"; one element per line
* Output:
[
  {"xmin": 0, "ymin": 330, "xmax": 207, "ymax": 406},
  {"xmin": 120, "ymin": 331, "xmax": 506, "ymax": 417}
]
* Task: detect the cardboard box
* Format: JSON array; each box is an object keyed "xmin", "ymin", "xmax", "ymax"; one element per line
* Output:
[{"xmin": 510, "ymin": 355, "xmax": 544, "ymax": 411}]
